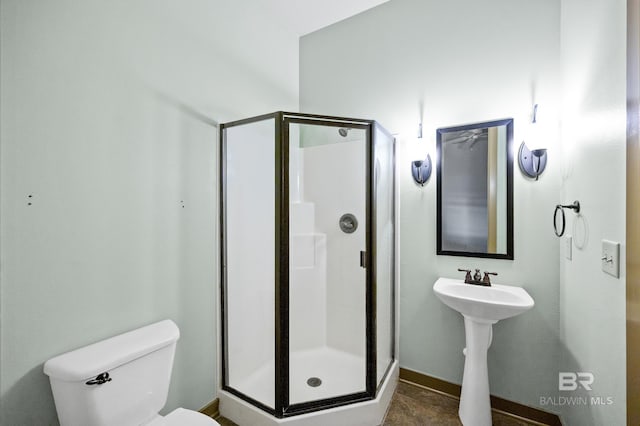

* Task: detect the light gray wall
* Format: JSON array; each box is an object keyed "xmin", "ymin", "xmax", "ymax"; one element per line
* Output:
[
  {"xmin": 559, "ymin": 0, "xmax": 627, "ymax": 424},
  {"xmin": 0, "ymin": 1, "xmax": 298, "ymax": 424},
  {"xmin": 301, "ymin": 0, "xmax": 563, "ymax": 412}
]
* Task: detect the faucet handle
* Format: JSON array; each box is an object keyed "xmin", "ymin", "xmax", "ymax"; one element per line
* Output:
[
  {"xmin": 458, "ymin": 268, "xmax": 472, "ymax": 283},
  {"xmin": 482, "ymin": 272, "xmax": 498, "ymax": 285}
]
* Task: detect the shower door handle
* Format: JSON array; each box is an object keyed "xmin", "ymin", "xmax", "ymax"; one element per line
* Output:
[{"xmin": 360, "ymin": 251, "xmax": 367, "ymax": 269}]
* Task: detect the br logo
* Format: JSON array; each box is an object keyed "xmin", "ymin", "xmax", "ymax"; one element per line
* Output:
[{"xmin": 559, "ymin": 372, "xmax": 594, "ymax": 391}]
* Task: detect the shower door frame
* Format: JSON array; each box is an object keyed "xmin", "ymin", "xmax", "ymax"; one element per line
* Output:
[{"xmin": 219, "ymin": 111, "xmax": 395, "ymax": 418}]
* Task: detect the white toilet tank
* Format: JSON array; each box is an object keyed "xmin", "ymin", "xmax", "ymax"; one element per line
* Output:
[{"xmin": 44, "ymin": 320, "xmax": 181, "ymax": 426}]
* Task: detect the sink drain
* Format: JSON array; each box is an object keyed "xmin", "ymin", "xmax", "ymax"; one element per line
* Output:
[{"xmin": 307, "ymin": 377, "xmax": 322, "ymax": 387}]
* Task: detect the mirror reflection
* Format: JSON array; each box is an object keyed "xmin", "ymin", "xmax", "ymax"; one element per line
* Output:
[{"xmin": 436, "ymin": 119, "xmax": 513, "ymax": 259}]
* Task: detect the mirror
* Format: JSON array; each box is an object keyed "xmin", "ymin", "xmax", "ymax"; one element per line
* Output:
[{"xmin": 436, "ymin": 118, "xmax": 513, "ymax": 259}]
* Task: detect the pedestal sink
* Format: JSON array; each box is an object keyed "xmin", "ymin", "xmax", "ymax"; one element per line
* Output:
[{"xmin": 433, "ymin": 277, "xmax": 534, "ymax": 426}]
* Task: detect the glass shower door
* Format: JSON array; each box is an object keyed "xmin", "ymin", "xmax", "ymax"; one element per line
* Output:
[
  {"xmin": 374, "ymin": 123, "xmax": 395, "ymax": 386},
  {"xmin": 287, "ymin": 118, "xmax": 369, "ymax": 407},
  {"xmin": 221, "ymin": 115, "xmax": 277, "ymax": 410}
]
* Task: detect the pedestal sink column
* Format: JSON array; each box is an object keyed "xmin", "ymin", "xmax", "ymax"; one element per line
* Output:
[
  {"xmin": 459, "ymin": 316, "xmax": 496, "ymax": 426},
  {"xmin": 433, "ymin": 278, "xmax": 535, "ymax": 426}
]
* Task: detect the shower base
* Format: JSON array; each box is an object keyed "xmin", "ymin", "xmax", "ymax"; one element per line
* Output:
[
  {"xmin": 220, "ymin": 360, "xmax": 398, "ymax": 426},
  {"xmin": 234, "ymin": 347, "xmax": 366, "ymax": 405}
]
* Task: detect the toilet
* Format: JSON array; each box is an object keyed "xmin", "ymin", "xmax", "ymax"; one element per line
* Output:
[{"xmin": 43, "ymin": 319, "xmax": 219, "ymax": 426}]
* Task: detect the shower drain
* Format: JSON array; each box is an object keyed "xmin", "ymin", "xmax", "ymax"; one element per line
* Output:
[{"xmin": 306, "ymin": 377, "xmax": 322, "ymax": 387}]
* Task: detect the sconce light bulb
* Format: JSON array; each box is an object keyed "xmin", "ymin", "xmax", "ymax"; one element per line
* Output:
[
  {"xmin": 531, "ymin": 148, "xmax": 547, "ymax": 158},
  {"xmin": 526, "ymin": 110, "xmax": 546, "ymax": 152}
]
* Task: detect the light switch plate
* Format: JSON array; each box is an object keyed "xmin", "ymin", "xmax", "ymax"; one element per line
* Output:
[
  {"xmin": 565, "ymin": 236, "xmax": 572, "ymax": 260},
  {"xmin": 601, "ymin": 240, "xmax": 620, "ymax": 278}
]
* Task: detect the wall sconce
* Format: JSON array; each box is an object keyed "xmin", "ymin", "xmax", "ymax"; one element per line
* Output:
[
  {"xmin": 412, "ymin": 157, "xmax": 432, "ymax": 186},
  {"xmin": 411, "ymin": 122, "xmax": 432, "ymax": 186},
  {"xmin": 518, "ymin": 104, "xmax": 548, "ymax": 180}
]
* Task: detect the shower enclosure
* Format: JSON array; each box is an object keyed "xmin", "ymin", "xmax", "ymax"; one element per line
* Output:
[{"xmin": 219, "ymin": 112, "xmax": 396, "ymax": 421}]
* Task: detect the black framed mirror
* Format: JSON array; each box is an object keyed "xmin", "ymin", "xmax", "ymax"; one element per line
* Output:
[{"xmin": 436, "ymin": 118, "xmax": 514, "ymax": 259}]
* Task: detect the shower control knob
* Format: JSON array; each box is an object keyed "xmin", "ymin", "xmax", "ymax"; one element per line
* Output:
[{"xmin": 339, "ymin": 213, "xmax": 358, "ymax": 234}]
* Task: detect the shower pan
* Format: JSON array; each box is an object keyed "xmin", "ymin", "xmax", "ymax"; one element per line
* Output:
[{"xmin": 218, "ymin": 112, "xmax": 397, "ymax": 425}]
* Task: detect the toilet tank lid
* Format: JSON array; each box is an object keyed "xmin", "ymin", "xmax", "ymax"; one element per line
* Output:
[{"xmin": 43, "ymin": 319, "xmax": 180, "ymax": 382}]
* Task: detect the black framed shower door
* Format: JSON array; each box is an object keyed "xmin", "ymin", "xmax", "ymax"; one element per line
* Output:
[{"xmin": 219, "ymin": 111, "xmax": 395, "ymax": 418}]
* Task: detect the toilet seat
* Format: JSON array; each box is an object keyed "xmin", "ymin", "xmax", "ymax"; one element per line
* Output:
[{"xmin": 146, "ymin": 408, "xmax": 220, "ymax": 426}]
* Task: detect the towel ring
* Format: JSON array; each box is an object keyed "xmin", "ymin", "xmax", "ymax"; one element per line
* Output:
[{"xmin": 553, "ymin": 201, "xmax": 580, "ymax": 237}]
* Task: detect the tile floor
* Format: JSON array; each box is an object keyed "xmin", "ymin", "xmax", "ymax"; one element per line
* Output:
[
  {"xmin": 214, "ymin": 381, "xmax": 539, "ymax": 426},
  {"xmin": 382, "ymin": 381, "xmax": 536, "ymax": 426},
  {"xmin": 215, "ymin": 416, "xmax": 239, "ymax": 426}
]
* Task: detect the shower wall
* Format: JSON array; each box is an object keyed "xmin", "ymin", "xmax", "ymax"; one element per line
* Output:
[
  {"xmin": 289, "ymin": 125, "xmax": 367, "ymax": 358},
  {"xmin": 302, "ymin": 137, "xmax": 367, "ymax": 357},
  {"xmin": 290, "ymin": 202, "xmax": 328, "ymax": 351},
  {"xmin": 289, "ymin": 126, "xmax": 328, "ymax": 353}
]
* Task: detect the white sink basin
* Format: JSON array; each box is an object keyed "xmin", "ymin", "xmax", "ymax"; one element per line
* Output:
[{"xmin": 433, "ymin": 277, "xmax": 534, "ymax": 322}]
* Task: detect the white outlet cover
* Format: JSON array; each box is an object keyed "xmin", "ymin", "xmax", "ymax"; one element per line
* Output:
[{"xmin": 601, "ymin": 240, "xmax": 620, "ymax": 278}]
